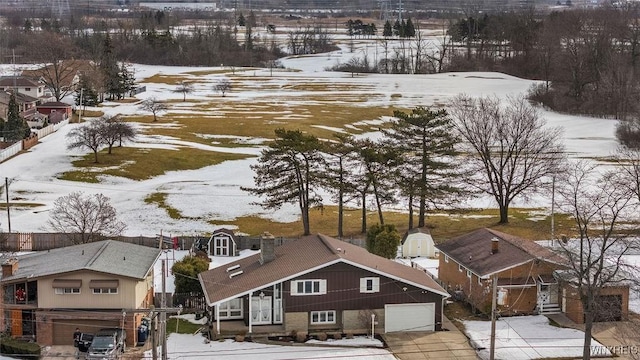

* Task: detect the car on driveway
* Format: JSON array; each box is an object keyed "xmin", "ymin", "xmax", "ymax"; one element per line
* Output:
[{"xmin": 85, "ymin": 328, "xmax": 126, "ymax": 360}]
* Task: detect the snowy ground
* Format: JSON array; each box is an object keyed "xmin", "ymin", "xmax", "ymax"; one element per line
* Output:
[
  {"xmin": 146, "ymin": 334, "xmax": 394, "ymax": 360},
  {"xmin": 0, "ymin": 31, "xmax": 621, "ymax": 238},
  {"xmin": 463, "ymin": 315, "xmax": 610, "ymax": 360}
]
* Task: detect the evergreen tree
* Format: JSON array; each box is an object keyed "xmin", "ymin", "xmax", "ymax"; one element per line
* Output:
[
  {"xmin": 405, "ymin": 18, "xmax": 416, "ymax": 37},
  {"xmin": 383, "ymin": 20, "xmax": 393, "ymax": 37},
  {"xmin": 247, "ymin": 11, "xmax": 257, "ymax": 28},
  {"xmin": 237, "ymin": 13, "xmax": 246, "ymax": 27},
  {"xmin": 242, "ymin": 129, "xmax": 325, "ymax": 235},
  {"xmin": 172, "ymin": 256, "xmax": 209, "ymax": 295},
  {"xmin": 75, "ymin": 74, "xmax": 100, "ymax": 107},
  {"xmin": 400, "ymin": 20, "xmax": 407, "ymax": 37},
  {"xmin": 382, "ymin": 107, "xmax": 464, "ymax": 228},
  {"xmin": 100, "ymin": 33, "xmax": 120, "ymax": 100},
  {"xmin": 320, "ymin": 133, "xmax": 358, "ymax": 238},
  {"xmin": 366, "ymin": 223, "xmax": 400, "ymax": 259},
  {"xmin": 393, "ymin": 20, "xmax": 402, "ymax": 37},
  {"xmin": 4, "ymin": 94, "xmax": 29, "ymax": 142}
]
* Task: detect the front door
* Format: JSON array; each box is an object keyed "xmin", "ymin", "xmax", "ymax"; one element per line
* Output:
[{"xmin": 251, "ymin": 296, "xmax": 272, "ymax": 325}]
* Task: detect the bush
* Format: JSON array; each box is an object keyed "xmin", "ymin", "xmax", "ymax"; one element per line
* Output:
[{"xmin": 0, "ymin": 336, "xmax": 41, "ymax": 357}]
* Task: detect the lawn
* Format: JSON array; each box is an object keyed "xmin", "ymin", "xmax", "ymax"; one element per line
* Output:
[{"xmin": 60, "ymin": 147, "xmax": 251, "ymax": 182}]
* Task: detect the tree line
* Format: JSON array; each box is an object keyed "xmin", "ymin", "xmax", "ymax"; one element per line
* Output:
[{"xmin": 243, "ymin": 95, "xmax": 567, "ymax": 237}]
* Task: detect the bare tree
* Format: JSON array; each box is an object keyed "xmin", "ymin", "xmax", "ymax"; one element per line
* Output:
[
  {"xmin": 173, "ymin": 81, "xmax": 194, "ymax": 101},
  {"xmin": 30, "ymin": 32, "xmax": 80, "ymax": 102},
  {"xmin": 449, "ymin": 95, "xmax": 565, "ymax": 223},
  {"xmin": 67, "ymin": 120, "xmax": 104, "ymax": 163},
  {"xmin": 99, "ymin": 115, "xmax": 137, "ymax": 154},
  {"xmin": 555, "ymin": 162, "xmax": 639, "ymax": 360},
  {"xmin": 48, "ymin": 192, "xmax": 127, "ymax": 244},
  {"xmin": 616, "ymin": 146, "xmax": 640, "ymax": 203},
  {"xmin": 139, "ymin": 97, "xmax": 168, "ymax": 122},
  {"xmin": 214, "ymin": 78, "xmax": 232, "ymax": 97}
]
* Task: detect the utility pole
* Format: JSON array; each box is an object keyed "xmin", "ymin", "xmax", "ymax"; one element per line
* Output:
[
  {"xmin": 551, "ymin": 175, "xmax": 556, "ymax": 247},
  {"xmin": 5, "ymin": 178, "xmax": 10, "ymax": 233},
  {"xmin": 161, "ymin": 259, "xmax": 168, "ymax": 360},
  {"xmin": 489, "ymin": 275, "xmax": 497, "ymax": 360},
  {"xmin": 151, "ymin": 311, "xmax": 157, "ymax": 360}
]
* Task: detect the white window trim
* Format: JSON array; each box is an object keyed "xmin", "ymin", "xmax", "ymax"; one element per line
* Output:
[
  {"xmin": 218, "ymin": 298, "xmax": 243, "ymax": 319},
  {"xmin": 478, "ymin": 276, "xmax": 483, "ymax": 286},
  {"xmin": 55, "ymin": 288, "xmax": 80, "ymax": 295},
  {"xmin": 92, "ymin": 288, "xmax": 118, "ymax": 294},
  {"xmin": 467, "ymin": 270, "xmax": 472, "ymax": 278},
  {"xmin": 458, "ymin": 264, "xmax": 463, "ymax": 272},
  {"xmin": 444, "ymin": 255, "xmax": 449, "ymax": 263},
  {"xmin": 310, "ymin": 310, "xmax": 336, "ymax": 324},
  {"xmin": 360, "ymin": 277, "xmax": 380, "ymax": 293},
  {"xmin": 291, "ymin": 279, "xmax": 327, "ymax": 296}
]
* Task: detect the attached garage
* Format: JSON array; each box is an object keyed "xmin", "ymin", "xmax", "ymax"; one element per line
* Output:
[
  {"xmin": 384, "ymin": 303, "xmax": 435, "ymax": 332},
  {"xmin": 52, "ymin": 319, "xmax": 120, "ymax": 345}
]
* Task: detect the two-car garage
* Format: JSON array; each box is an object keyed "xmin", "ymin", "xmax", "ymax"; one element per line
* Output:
[
  {"xmin": 51, "ymin": 319, "xmax": 120, "ymax": 345},
  {"xmin": 384, "ymin": 303, "xmax": 436, "ymax": 333}
]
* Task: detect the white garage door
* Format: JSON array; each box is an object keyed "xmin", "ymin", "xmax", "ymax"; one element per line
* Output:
[{"xmin": 385, "ymin": 303, "xmax": 435, "ymax": 332}]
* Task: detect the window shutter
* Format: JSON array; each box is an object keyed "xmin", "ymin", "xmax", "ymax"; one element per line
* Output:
[
  {"xmin": 373, "ymin": 278, "xmax": 380, "ymax": 292},
  {"xmin": 290, "ymin": 281, "xmax": 298, "ymax": 295},
  {"xmin": 360, "ymin": 278, "xmax": 366, "ymax": 292},
  {"xmin": 319, "ymin": 280, "xmax": 327, "ymax": 294}
]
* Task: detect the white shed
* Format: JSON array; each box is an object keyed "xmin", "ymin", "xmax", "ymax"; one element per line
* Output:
[{"xmin": 401, "ymin": 227, "xmax": 438, "ymax": 258}]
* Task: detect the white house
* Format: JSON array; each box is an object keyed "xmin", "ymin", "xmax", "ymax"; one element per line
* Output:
[{"xmin": 400, "ymin": 227, "xmax": 438, "ymax": 258}]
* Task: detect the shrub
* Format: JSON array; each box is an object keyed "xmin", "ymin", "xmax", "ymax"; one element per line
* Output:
[{"xmin": 0, "ymin": 336, "xmax": 41, "ymax": 357}]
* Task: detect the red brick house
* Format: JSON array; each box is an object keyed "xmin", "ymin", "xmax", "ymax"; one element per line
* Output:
[
  {"xmin": 199, "ymin": 233, "xmax": 449, "ymax": 337},
  {"xmin": 437, "ymin": 228, "xmax": 630, "ymax": 323}
]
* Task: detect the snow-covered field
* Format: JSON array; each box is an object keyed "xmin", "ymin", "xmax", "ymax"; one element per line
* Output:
[
  {"xmin": 0, "ymin": 32, "xmax": 620, "ymax": 238},
  {"xmin": 463, "ymin": 315, "xmax": 610, "ymax": 360}
]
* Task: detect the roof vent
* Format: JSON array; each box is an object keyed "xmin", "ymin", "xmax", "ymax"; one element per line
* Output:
[
  {"xmin": 229, "ymin": 270, "xmax": 243, "ymax": 279},
  {"xmin": 226, "ymin": 264, "xmax": 240, "ymax": 272}
]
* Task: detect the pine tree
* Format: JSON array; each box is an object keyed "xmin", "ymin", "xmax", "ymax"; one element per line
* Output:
[
  {"xmin": 405, "ymin": 18, "xmax": 416, "ymax": 37},
  {"xmin": 4, "ymin": 94, "xmax": 29, "ymax": 142},
  {"xmin": 75, "ymin": 75, "xmax": 100, "ymax": 107},
  {"xmin": 383, "ymin": 20, "xmax": 393, "ymax": 37},
  {"xmin": 242, "ymin": 129, "xmax": 325, "ymax": 235},
  {"xmin": 382, "ymin": 107, "xmax": 464, "ymax": 228},
  {"xmin": 100, "ymin": 34, "xmax": 120, "ymax": 100}
]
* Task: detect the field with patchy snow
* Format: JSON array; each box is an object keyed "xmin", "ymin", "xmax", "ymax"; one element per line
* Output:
[{"xmin": 0, "ymin": 31, "xmax": 621, "ymax": 237}]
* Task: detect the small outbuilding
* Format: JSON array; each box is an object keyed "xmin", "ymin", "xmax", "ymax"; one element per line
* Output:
[{"xmin": 401, "ymin": 227, "xmax": 438, "ymax": 258}]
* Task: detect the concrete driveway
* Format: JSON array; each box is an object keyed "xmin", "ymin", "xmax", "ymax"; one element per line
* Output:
[
  {"xmin": 381, "ymin": 316, "xmax": 478, "ymax": 360},
  {"xmin": 40, "ymin": 345, "xmax": 80, "ymax": 360}
]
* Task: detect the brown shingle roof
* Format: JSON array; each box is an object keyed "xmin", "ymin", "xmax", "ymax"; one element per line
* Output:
[
  {"xmin": 0, "ymin": 76, "xmax": 40, "ymax": 87},
  {"xmin": 199, "ymin": 234, "xmax": 448, "ymax": 305},
  {"xmin": 436, "ymin": 228, "xmax": 566, "ymax": 277}
]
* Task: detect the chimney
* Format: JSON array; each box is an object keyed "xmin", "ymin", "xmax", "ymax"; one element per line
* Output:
[
  {"xmin": 491, "ymin": 238, "xmax": 499, "ymax": 254},
  {"xmin": 2, "ymin": 258, "xmax": 18, "ymax": 277},
  {"xmin": 260, "ymin": 232, "xmax": 276, "ymax": 265}
]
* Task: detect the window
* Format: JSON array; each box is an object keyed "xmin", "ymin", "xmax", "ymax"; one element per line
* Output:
[
  {"xmin": 478, "ymin": 276, "xmax": 483, "ymax": 286},
  {"xmin": 310, "ymin": 310, "xmax": 336, "ymax": 324},
  {"xmin": 218, "ymin": 298, "xmax": 243, "ymax": 319},
  {"xmin": 467, "ymin": 270, "xmax": 472, "ymax": 278},
  {"xmin": 92, "ymin": 288, "xmax": 118, "ymax": 294},
  {"xmin": 444, "ymin": 255, "xmax": 449, "ymax": 263},
  {"xmin": 458, "ymin": 264, "xmax": 463, "ymax": 272},
  {"xmin": 55, "ymin": 288, "xmax": 80, "ymax": 294},
  {"xmin": 25, "ymin": 87, "xmax": 31, "ymax": 92},
  {"xmin": 291, "ymin": 279, "xmax": 326, "ymax": 295},
  {"xmin": 360, "ymin": 277, "xmax": 380, "ymax": 293}
]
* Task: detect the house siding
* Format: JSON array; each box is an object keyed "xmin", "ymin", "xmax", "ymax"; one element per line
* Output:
[
  {"xmin": 37, "ymin": 271, "xmax": 140, "ymax": 309},
  {"xmin": 285, "ymin": 262, "xmax": 443, "ymax": 330},
  {"xmin": 438, "ymin": 253, "xmax": 557, "ymax": 314}
]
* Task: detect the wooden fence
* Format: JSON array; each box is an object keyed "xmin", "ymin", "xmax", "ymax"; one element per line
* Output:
[{"xmin": 1, "ymin": 233, "xmax": 198, "ymax": 252}]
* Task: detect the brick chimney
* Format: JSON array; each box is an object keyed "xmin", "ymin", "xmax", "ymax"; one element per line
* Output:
[
  {"xmin": 491, "ymin": 238, "xmax": 499, "ymax": 254},
  {"xmin": 260, "ymin": 232, "xmax": 276, "ymax": 265},
  {"xmin": 2, "ymin": 258, "xmax": 18, "ymax": 277}
]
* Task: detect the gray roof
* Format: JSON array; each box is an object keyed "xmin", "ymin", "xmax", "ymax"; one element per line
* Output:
[{"xmin": 1, "ymin": 240, "xmax": 161, "ymax": 282}]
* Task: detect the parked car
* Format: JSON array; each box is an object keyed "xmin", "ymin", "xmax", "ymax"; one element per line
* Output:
[{"xmin": 85, "ymin": 328, "xmax": 126, "ymax": 360}]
